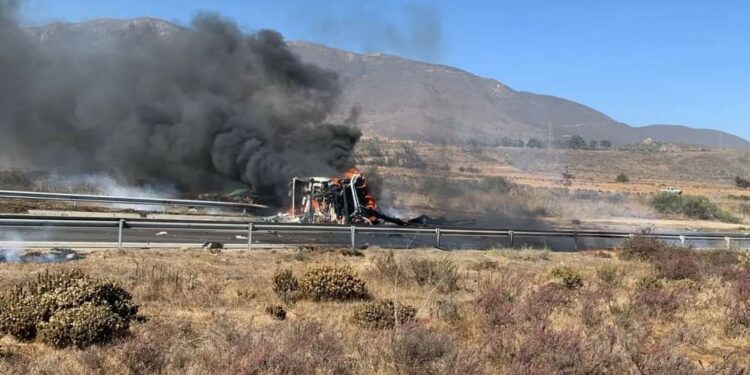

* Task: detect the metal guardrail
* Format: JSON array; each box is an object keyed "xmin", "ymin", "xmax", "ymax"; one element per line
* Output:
[
  {"xmin": 1, "ymin": 217, "xmax": 749, "ymax": 251},
  {"xmin": 0, "ymin": 190, "xmax": 268, "ymax": 210}
]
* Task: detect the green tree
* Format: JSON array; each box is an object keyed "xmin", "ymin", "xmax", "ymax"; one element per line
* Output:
[
  {"xmin": 566, "ymin": 135, "xmax": 587, "ymax": 150},
  {"xmin": 526, "ymin": 138, "xmax": 544, "ymax": 148},
  {"xmin": 735, "ymin": 176, "xmax": 750, "ymax": 189},
  {"xmin": 600, "ymin": 140, "xmax": 613, "ymax": 149}
]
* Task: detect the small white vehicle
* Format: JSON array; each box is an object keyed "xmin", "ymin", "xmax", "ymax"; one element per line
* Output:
[{"xmin": 660, "ymin": 186, "xmax": 683, "ymax": 195}]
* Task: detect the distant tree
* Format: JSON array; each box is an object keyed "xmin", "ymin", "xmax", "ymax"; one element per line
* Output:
[
  {"xmin": 513, "ymin": 139, "xmax": 525, "ymax": 148},
  {"xmin": 526, "ymin": 138, "xmax": 545, "ymax": 148},
  {"xmin": 600, "ymin": 140, "xmax": 613, "ymax": 149},
  {"xmin": 500, "ymin": 137, "xmax": 514, "ymax": 147},
  {"xmin": 589, "ymin": 140, "xmax": 599, "ymax": 150},
  {"xmin": 615, "ymin": 173, "xmax": 630, "ymax": 183},
  {"xmin": 566, "ymin": 135, "xmax": 587, "ymax": 150},
  {"xmin": 736, "ymin": 176, "xmax": 750, "ymax": 189}
]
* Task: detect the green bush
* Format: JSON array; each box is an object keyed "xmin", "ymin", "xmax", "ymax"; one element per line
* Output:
[
  {"xmin": 0, "ymin": 269, "xmax": 138, "ymax": 347},
  {"xmin": 651, "ymin": 193, "xmax": 738, "ymax": 222},
  {"xmin": 300, "ymin": 265, "xmax": 369, "ymax": 301},
  {"xmin": 351, "ymin": 300, "xmax": 416, "ymax": 329},
  {"xmin": 272, "ymin": 269, "xmax": 301, "ymax": 304},
  {"xmin": 409, "ymin": 257, "xmax": 459, "ymax": 292},
  {"xmin": 0, "ymin": 297, "xmax": 45, "ymax": 341},
  {"xmin": 550, "ymin": 266, "xmax": 583, "ymax": 290},
  {"xmin": 615, "ymin": 173, "xmax": 629, "ymax": 183},
  {"xmin": 38, "ymin": 303, "xmax": 127, "ymax": 348}
]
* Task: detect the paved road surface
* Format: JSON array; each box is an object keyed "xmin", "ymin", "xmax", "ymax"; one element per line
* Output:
[{"xmin": 0, "ymin": 225, "xmax": 739, "ymax": 251}]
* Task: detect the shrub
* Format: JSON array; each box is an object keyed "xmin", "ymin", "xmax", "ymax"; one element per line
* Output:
[
  {"xmin": 370, "ymin": 250, "xmax": 400, "ymax": 281},
  {"xmin": 651, "ymin": 192, "xmax": 738, "ymax": 222},
  {"xmin": 300, "ymin": 265, "xmax": 369, "ymax": 301},
  {"xmin": 596, "ymin": 264, "xmax": 624, "ymax": 286},
  {"xmin": 736, "ymin": 176, "xmax": 750, "ymax": 189},
  {"xmin": 430, "ymin": 299, "xmax": 461, "ymax": 323},
  {"xmin": 730, "ymin": 269, "xmax": 750, "ymax": 301},
  {"xmin": 615, "ymin": 173, "xmax": 630, "ymax": 183},
  {"xmin": 391, "ymin": 324, "xmax": 455, "ymax": 374},
  {"xmin": 408, "ymin": 257, "xmax": 459, "ymax": 292},
  {"xmin": 38, "ymin": 303, "xmax": 127, "ymax": 348},
  {"xmin": 619, "ymin": 232, "xmax": 673, "ymax": 261},
  {"xmin": 550, "ymin": 266, "xmax": 584, "ymax": 289},
  {"xmin": 265, "ymin": 304, "xmax": 287, "ymax": 321},
  {"xmin": 633, "ymin": 277, "xmax": 681, "ymax": 317},
  {"xmin": 475, "ymin": 275, "xmax": 523, "ymax": 327},
  {"xmin": 522, "ymin": 283, "xmax": 572, "ymax": 322},
  {"xmin": 271, "ymin": 269, "xmax": 301, "ymax": 304},
  {"xmin": 0, "ymin": 298, "xmax": 44, "ymax": 341},
  {"xmin": 701, "ymin": 249, "xmax": 744, "ymax": 276},
  {"xmin": 726, "ymin": 301, "xmax": 750, "ymax": 337},
  {"xmin": 340, "ymin": 248, "xmax": 364, "ymax": 257},
  {"xmin": 512, "ymin": 329, "xmax": 585, "ymax": 374},
  {"xmin": 351, "ymin": 300, "xmax": 416, "ymax": 329},
  {"xmin": 653, "ymin": 248, "xmax": 701, "ymax": 281},
  {"xmin": 0, "ymin": 269, "xmax": 138, "ymax": 347}
]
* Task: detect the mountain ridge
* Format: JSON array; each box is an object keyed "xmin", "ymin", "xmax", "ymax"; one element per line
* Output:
[{"xmin": 24, "ymin": 17, "xmax": 750, "ymax": 150}]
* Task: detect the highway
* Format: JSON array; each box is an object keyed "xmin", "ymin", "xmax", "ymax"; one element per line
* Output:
[{"xmin": 1, "ymin": 219, "xmax": 747, "ymax": 251}]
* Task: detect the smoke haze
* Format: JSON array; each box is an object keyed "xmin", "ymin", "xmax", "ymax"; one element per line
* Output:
[
  {"xmin": 0, "ymin": 1, "xmax": 360, "ymax": 203},
  {"xmin": 305, "ymin": 2, "xmax": 444, "ymax": 62}
]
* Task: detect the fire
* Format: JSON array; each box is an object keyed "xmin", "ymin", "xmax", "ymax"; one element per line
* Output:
[{"xmin": 286, "ymin": 168, "xmax": 380, "ymax": 224}]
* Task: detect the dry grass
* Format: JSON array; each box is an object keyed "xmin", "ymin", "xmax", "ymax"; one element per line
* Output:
[{"xmin": 0, "ymin": 246, "xmax": 748, "ymax": 374}]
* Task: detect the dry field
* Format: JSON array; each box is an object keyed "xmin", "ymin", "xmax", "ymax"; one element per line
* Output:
[
  {"xmin": 0, "ymin": 242, "xmax": 748, "ymax": 374},
  {"xmin": 356, "ymin": 138, "xmax": 750, "ymax": 229}
]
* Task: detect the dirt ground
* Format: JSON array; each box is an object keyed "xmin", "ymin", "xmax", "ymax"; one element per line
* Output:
[{"xmin": 0, "ymin": 245, "xmax": 747, "ymax": 374}]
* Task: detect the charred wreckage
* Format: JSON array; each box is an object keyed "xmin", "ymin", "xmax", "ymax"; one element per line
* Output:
[{"xmin": 272, "ymin": 169, "xmax": 473, "ymax": 227}]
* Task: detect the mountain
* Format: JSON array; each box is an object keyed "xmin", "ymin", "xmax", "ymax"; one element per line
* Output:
[
  {"xmin": 24, "ymin": 17, "xmax": 750, "ymax": 150},
  {"xmin": 289, "ymin": 41, "xmax": 750, "ymax": 149}
]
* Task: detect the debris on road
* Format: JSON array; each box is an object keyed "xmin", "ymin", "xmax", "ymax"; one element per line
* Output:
[{"xmin": 156, "ymin": 231, "xmax": 168, "ymax": 236}]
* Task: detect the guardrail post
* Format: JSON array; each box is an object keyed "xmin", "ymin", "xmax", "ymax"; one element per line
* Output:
[
  {"xmin": 509, "ymin": 230, "xmax": 514, "ymax": 249},
  {"xmin": 248, "ymin": 223, "xmax": 254, "ymax": 250},
  {"xmin": 573, "ymin": 232, "xmax": 579, "ymax": 251},
  {"xmin": 435, "ymin": 228, "xmax": 441, "ymax": 248},
  {"xmin": 679, "ymin": 235, "xmax": 686, "ymax": 246},
  {"xmin": 350, "ymin": 226, "xmax": 356, "ymax": 249},
  {"xmin": 117, "ymin": 219, "xmax": 124, "ymax": 249},
  {"xmin": 725, "ymin": 237, "xmax": 731, "ymax": 250}
]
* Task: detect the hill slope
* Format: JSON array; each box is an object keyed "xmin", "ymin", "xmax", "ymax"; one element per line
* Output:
[
  {"xmin": 290, "ymin": 41, "xmax": 750, "ymax": 149},
  {"xmin": 25, "ymin": 17, "xmax": 750, "ymax": 150}
]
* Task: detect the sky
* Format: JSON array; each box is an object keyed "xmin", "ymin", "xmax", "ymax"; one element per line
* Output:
[{"xmin": 17, "ymin": 0, "xmax": 750, "ymax": 140}]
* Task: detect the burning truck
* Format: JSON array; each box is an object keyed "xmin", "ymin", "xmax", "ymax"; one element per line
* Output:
[
  {"xmin": 287, "ymin": 169, "xmax": 394, "ymax": 225},
  {"xmin": 279, "ymin": 169, "xmax": 474, "ymax": 227}
]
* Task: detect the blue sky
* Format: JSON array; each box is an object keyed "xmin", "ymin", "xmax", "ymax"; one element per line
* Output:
[{"xmin": 18, "ymin": 0, "xmax": 750, "ymax": 140}]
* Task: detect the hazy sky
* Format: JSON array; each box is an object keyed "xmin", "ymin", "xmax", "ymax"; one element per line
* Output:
[{"xmin": 18, "ymin": 0, "xmax": 750, "ymax": 140}]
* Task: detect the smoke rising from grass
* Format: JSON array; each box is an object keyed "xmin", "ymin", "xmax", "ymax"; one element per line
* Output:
[{"xmin": 0, "ymin": 1, "xmax": 360, "ymax": 203}]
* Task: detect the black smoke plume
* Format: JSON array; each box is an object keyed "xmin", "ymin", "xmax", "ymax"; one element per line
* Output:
[{"xmin": 0, "ymin": 2, "xmax": 360, "ymax": 203}]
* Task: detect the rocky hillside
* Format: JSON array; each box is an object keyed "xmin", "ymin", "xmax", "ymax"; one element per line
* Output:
[
  {"xmin": 25, "ymin": 17, "xmax": 750, "ymax": 150},
  {"xmin": 290, "ymin": 41, "xmax": 750, "ymax": 149}
]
